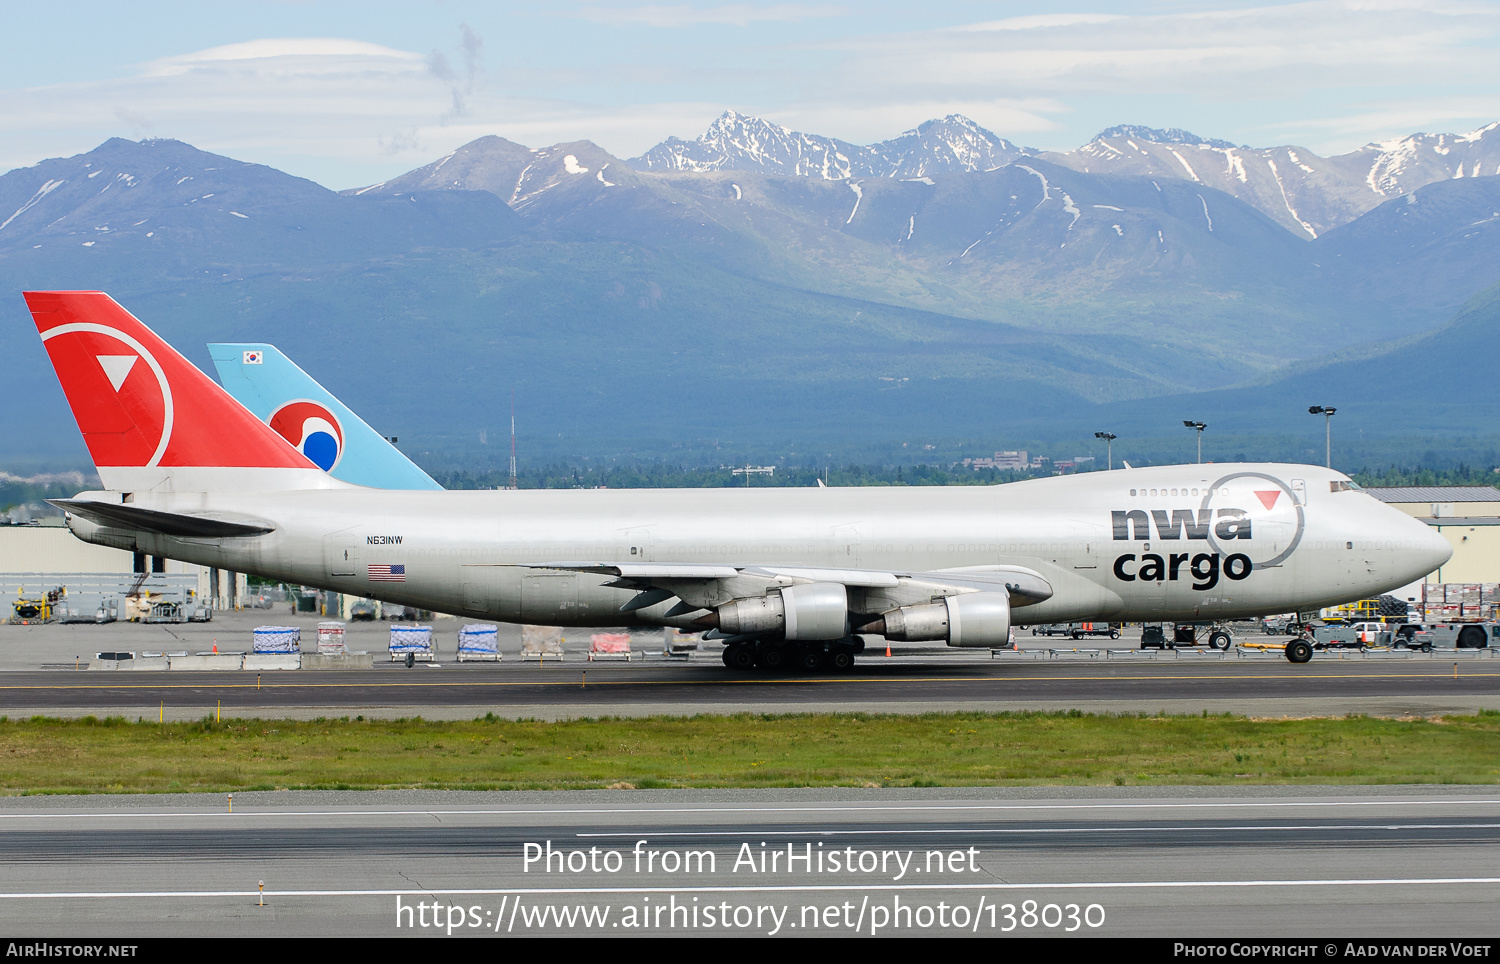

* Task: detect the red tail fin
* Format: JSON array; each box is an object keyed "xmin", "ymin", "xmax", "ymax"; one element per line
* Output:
[{"xmin": 26, "ymin": 291, "xmax": 318, "ymax": 485}]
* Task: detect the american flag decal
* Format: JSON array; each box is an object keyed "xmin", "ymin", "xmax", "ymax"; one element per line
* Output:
[{"xmin": 368, "ymin": 564, "xmax": 405, "ymax": 582}]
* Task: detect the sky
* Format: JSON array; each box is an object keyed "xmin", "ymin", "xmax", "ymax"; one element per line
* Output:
[{"xmin": 3, "ymin": 0, "xmax": 1499, "ymax": 190}]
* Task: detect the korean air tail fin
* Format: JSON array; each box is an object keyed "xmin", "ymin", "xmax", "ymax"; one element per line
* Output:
[
  {"xmin": 208, "ymin": 343, "xmax": 442, "ymax": 490},
  {"xmin": 24, "ymin": 291, "xmax": 344, "ymax": 493}
]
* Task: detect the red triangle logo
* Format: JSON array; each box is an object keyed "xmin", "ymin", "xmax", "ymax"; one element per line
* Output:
[{"xmin": 1254, "ymin": 490, "xmax": 1281, "ymax": 510}]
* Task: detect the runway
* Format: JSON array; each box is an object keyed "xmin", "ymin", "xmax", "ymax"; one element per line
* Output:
[
  {"xmin": 2, "ymin": 786, "xmax": 1497, "ymax": 937},
  {"xmin": 3, "ymin": 653, "xmax": 1499, "ymax": 720}
]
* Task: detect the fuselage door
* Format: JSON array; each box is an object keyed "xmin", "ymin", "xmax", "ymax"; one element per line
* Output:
[
  {"xmin": 1074, "ymin": 522, "xmax": 1106, "ymax": 569},
  {"xmin": 832, "ymin": 524, "xmax": 862, "ymax": 568},
  {"xmin": 617, "ymin": 527, "xmax": 652, "ymax": 563},
  {"xmin": 324, "ymin": 531, "xmax": 359, "ymax": 578}
]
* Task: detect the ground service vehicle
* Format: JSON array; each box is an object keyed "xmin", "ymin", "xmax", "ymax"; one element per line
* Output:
[
  {"xmin": 1140, "ymin": 623, "xmax": 1234, "ymax": 650},
  {"xmin": 1391, "ymin": 623, "xmax": 1495, "ymax": 651},
  {"xmin": 1032, "ymin": 622, "xmax": 1120, "ymax": 639}
]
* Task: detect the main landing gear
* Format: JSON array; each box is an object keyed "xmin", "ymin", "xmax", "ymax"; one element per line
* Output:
[{"xmin": 720, "ymin": 636, "xmax": 862, "ymax": 673}]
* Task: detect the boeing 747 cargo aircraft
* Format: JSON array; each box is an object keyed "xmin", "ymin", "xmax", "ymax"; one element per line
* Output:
[{"xmin": 26, "ymin": 292, "xmax": 1450, "ymax": 668}]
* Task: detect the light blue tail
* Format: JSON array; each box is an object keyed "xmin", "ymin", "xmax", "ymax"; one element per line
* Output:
[{"xmin": 208, "ymin": 344, "xmax": 442, "ymax": 490}]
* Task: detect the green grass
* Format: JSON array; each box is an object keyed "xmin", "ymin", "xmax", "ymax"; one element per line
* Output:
[{"xmin": 2, "ymin": 710, "xmax": 1498, "ymax": 794}]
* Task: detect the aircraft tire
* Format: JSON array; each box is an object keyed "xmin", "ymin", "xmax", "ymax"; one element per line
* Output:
[
  {"xmin": 1208, "ymin": 631, "xmax": 1232, "ymax": 650},
  {"xmin": 829, "ymin": 651, "xmax": 854, "ymax": 671},
  {"xmin": 798, "ymin": 649, "xmax": 823, "ymax": 672},
  {"xmin": 725, "ymin": 644, "xmax": 756, "ymax": 670},
  {"xmin": 760, "ymin": 646, "xmax": 787, "ymax": 671},
  {"xmin": 1285, "ymin": 639, "xmax": 1313, "ymax": 664}
]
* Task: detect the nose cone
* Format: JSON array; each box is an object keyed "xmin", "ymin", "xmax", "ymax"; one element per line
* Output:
[{"xmin": 1400, "ymin": 514, "xmax": 1453, "ymax": 584}]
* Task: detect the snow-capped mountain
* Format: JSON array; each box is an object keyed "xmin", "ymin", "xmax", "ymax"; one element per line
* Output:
[
  {"xmin": 871, "ymin": 115, "xmax": 1030, "ymax": 178},
  {"xmin": 0, "ymin": 137, "xmax": 520, "ymax": 263},
  {"xmin": 1094, "ymin": 125, "xmax": 1244, "ymax": 150},
  {"xmin": 628, "ymin": 111, "xmax": 1027, "ymax": 179},
  {"xmin": 356, "ymin": 112, "xmax": 1500, "ymax": 240},
  {"xmin": 1349, "ymin": 124, "xmax": 1500, "ymax": 196},
  {"xmin": 1039, "ymin": 123, "xmax": 1500, "ymax": 239}
]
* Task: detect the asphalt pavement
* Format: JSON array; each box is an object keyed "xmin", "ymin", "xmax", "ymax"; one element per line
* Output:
[{"xmin": 2, "ymin": 786, "xmax": 1496, "ymax": 937}]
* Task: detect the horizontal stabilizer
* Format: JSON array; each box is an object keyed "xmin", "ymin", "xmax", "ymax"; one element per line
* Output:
[{"xmin": 49, "ymin": 500, "xmax": 276, "ymax": 538}]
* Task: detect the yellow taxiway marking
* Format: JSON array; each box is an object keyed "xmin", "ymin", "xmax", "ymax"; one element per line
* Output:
[{"xmin": 0, "ymin": 671, "xmax": 1495, "ymax": 691}]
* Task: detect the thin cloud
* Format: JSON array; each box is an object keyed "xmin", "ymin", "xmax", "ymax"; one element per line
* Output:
[
  {"xmin": 576, "ymin": 4, "xmax": 849, "ymax": 27},
  {"xmin": 820, "ymin": 0, "xmax": 1500, "ymax": 96}
]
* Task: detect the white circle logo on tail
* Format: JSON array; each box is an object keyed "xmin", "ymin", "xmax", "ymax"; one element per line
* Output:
[
  {"xmin": 1201, "ymin": 471, "xmax": 1305, "ymax": 567},
  {"xmin": 41, "ymin": 323, "xmax": 174, "ymax": 468}
]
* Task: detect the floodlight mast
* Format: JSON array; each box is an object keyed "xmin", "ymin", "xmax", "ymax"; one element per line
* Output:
[
  {"xmin": 1183, "ymin": 421, "xmax": 1206, "ymax": 464},
  {"xmin": 1309, "ymin": 406, "xmax": 1337, "ymax": 468},
  {"xmin": 1094, "ymin": 432, "xmax": 1117, "ymax": 470}
]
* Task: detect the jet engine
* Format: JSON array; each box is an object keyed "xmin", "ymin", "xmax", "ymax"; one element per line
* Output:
[
  {"xmin": 867, "ymin": 591, "xmax": 1011, "ymax": 648},
  {"xmin": 713, "ymin": 582, "xmax": 849, "ymax": 640}
]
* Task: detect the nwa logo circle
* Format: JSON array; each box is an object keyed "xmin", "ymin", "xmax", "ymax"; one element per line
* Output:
[
  {"xmin": 268, "ymin": 400, "xmax": 344, "ymax": 471},
  {"xmin": 1201, "ymin": 471, "xmax": 1305, "ymax": 568},
  {"xmin": 1110, "ymin": 472, "xmax": 1306, "ymax": 590},
  {"xmin": 40, "ymin": 323, "xmax": 174, "ymax": 468}
]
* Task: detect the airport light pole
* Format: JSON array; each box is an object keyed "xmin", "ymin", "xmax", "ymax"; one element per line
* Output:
[
  {"xmin": 1094, "ymin": 432, "xmax": 1117, "ymax": 470},
  {"xmin": 1183, "ymin": 421, "xmax": 1206, "ymax": 464},
  {"xmin": 1308, "ymin": 406, "xmax": 1336, "ymax": 468}
]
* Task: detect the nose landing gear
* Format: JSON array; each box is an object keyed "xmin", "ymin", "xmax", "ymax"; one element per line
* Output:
[{"xmin": 1284, "ymin": 639, "xmax": 1313, "ymax": 663}]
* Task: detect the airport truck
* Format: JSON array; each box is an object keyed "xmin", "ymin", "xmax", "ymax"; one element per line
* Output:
[
  {"xmin": 1140, "ymin": 623, "xmax": 1234, "ymax": 650},
  {"xmin": 1390, "ymin": 623, "xmax": 1495, "ymax": 651}
]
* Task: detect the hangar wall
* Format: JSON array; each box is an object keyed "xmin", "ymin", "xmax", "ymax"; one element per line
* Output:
[{"xmin": 0, "ymin": 521, "xmax": 246, "ymax": 609}]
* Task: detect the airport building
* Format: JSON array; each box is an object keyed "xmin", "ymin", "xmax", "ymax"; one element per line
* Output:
[
  {"xmin": 0, "ymin": 518, "xmax": 246, "ymax": 613},
  {"xmin": 1367, "ymin": 486, "xmax": 1500, "ymax": 585}
]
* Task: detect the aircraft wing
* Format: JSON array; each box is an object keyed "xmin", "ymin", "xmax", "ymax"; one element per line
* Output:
[{"xmin": 521, "ymin": 561, "xmax": 1053, "ymax": 615}]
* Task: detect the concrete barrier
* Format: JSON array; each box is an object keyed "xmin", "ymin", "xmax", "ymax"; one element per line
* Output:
[
  {"xmin": 167, "ymin": 655, "xmax": 244, "ymax": 671},
  {"xmin": 301, "ymin": 653, "xmax": 375, "ymax": 670},
  {"xmin": 243, "ymin": 654, "xmax": 301, "ymax": 671}
]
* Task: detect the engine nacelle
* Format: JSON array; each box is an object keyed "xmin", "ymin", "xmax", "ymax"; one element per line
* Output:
[
  {"xmin": 877, "ymin": 591, "xmax": 1011, "ymax": 648},
  {"xmin": 715, "ymin": 582, "xmax": 848, "ymax": 640}
]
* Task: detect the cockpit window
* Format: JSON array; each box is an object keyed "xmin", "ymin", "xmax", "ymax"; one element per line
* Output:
[{"xmin": 1330, "ymin": 480, "xmax": 1354, "ymax": 492}]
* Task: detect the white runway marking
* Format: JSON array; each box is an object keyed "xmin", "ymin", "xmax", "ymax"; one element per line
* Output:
[
  {"xmin": 4, "ymin": 877, "xmax": 1500, "ymax": 900},
  {"xmin": 575, "ymin": 822, "xmax": 1500, "ymax": 837}
]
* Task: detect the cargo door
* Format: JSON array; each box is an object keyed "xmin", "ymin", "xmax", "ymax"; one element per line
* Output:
[
  {"xmin": 460, "ymin": 565, "xmax": 521, "ymax": 619},
  {"xmin": 521, "ymin": 572, "xmax": 578, "ymax": 622}
]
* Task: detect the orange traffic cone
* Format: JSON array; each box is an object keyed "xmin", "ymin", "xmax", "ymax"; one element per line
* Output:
[
  {"xmin": 212, "ymin": 639, "xmax": 218, "ymax": 654},
  {"xmin": 885, "ymin": 644, "xmax": 891, "ymax": 657}
]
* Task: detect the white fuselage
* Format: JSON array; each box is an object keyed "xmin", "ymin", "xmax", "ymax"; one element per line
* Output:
[{"xmin": 64, "ymin": 463, "xmax": 1450, "ymax": 628}]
